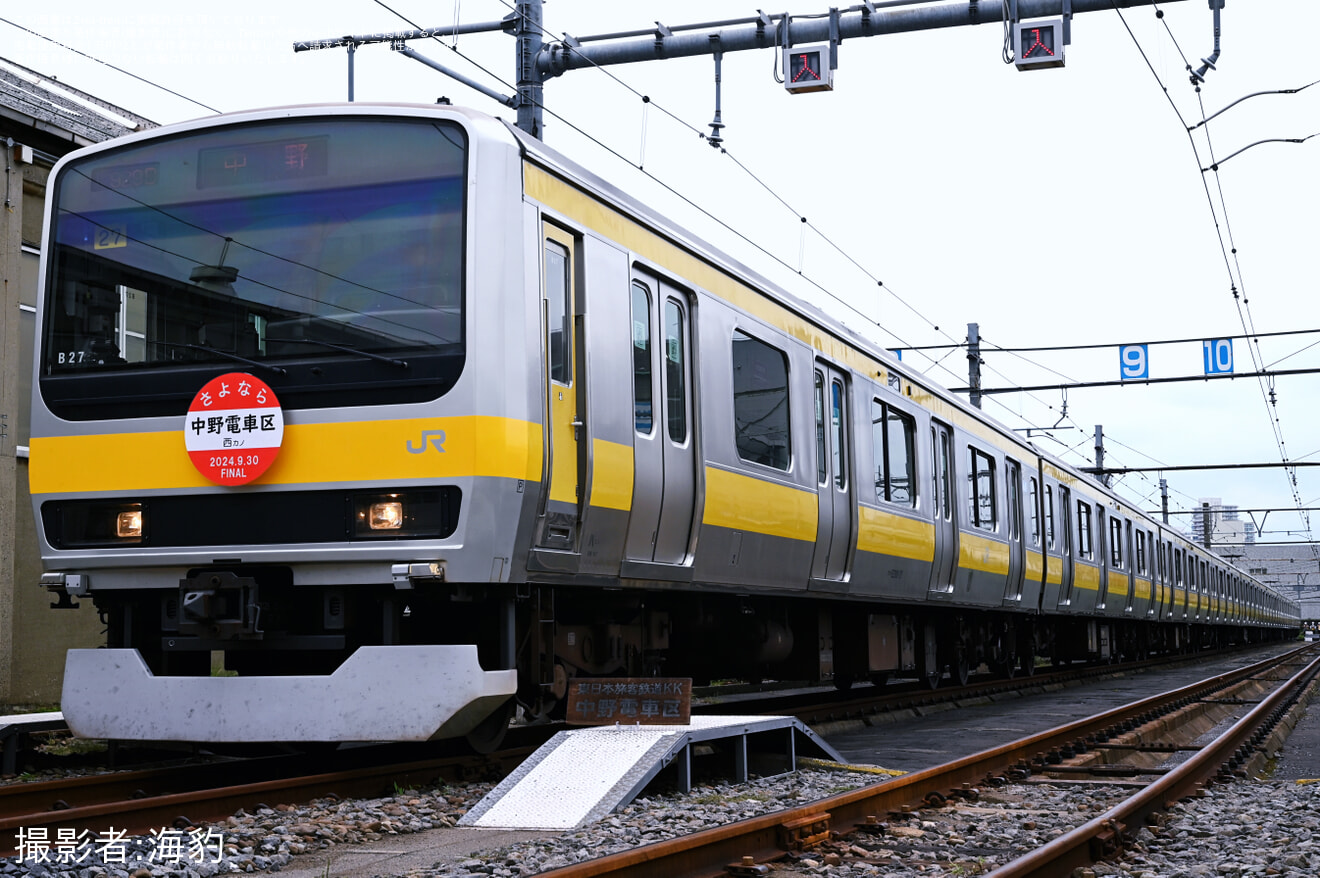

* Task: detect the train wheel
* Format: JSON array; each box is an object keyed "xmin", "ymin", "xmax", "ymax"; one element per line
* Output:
[
  {"xmin": 520, "ymin": 661, "xmax": 569, "ymax": 723},
  {"xmin": 1018, "ymin": 638, "xmax": 1037, "ymax": 677},
  {"xmin": 919, "ymin": 621, "xmax": 941, "ymax": 690},
  {"xmin": 951, "ymin": 644, "xmax": 971, "ymax": 687},
  {"xmin": 996, "ymin": 631, "xmax": 1019, "ymax": 680},
  {"xmin": 465, "ymin": 698, "xmax": 515, "ymax": 755}
]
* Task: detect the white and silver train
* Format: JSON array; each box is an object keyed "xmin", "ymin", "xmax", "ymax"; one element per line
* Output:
[{"xmin": 32, "ymin": 103, "xmax": 1299, "ymax": 747}]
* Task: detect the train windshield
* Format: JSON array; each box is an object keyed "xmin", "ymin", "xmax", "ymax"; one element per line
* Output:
[{"xmin": 41, "ymin": 116, "xmax": 467, "ymax": 418}]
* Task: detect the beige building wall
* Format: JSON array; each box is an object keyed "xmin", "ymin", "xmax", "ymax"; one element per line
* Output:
[{"xmin": 1, "ymin": 148, "xmax": 105, "ymax": 707}]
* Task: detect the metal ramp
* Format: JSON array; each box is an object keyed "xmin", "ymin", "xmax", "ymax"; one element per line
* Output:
[
  {"xmin": 0, "ymin": 711, "xmax": 65, "ymax": 775},
  {"xmin": 459, "ymin": 715, "xmax": 843, "ymax": 830}
]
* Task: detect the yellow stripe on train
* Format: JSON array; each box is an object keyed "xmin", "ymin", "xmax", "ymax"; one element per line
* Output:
[
  {"xmin": 856, "ymin": 506, "xmax": 935, "ymax": 563},
  {"xmin": 702, "ymin": 466, "xmax": 817, "ymax": 543},
  {"xmin": 589, "ymin": 438, "xmax": 634, "ymax": 511},
  {"xmin": 959, "ymin": 532, "xmax": 1010, "ymax": 576},
  {"xmin": 29, "ymin": 416, "xmax": 543, "ymax": 494}
]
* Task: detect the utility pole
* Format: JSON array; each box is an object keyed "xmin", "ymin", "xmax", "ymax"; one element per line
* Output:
[
  {"xmin": 1093, "ymin": 425, "xmax": 1108, "ymax": 487},
  {"xmin": 1160, "ymin": 478, "xmax": 1169, "ymax": 524},
  {"xmin": 515, "ymin": 0, "xmax": 546, "ymax": 139},
  {"xmin": 967, "ymin": 323, "xmax": 982, "ymax": 410}
]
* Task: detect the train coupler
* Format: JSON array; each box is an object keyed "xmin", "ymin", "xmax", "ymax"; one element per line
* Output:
[{"xmin": 40, "ymin": 572, "xmax": 88, "ymax": 609}]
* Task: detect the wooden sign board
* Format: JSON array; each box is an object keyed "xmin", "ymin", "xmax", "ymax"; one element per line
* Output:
[{"xmin": 564, "ymin": 678, "xmax": 692, "ymax": 726}]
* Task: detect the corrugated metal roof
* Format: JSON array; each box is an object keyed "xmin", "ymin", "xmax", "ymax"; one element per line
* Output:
[{"xmin": 0, "ymin": 55, "xmax": 156, "ymax": 148}]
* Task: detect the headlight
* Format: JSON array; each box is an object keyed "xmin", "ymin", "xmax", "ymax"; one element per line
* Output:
[
  {"xmin": 45, "ymin": 501, "xmax": 145, "ymax": 547},
  {"xmin": 351, "ymin": 491, "xmax": 452, "ymax": 539},
  {"xmin": 117, "ymin": 508, "xmax": 144, "ymax": 539},
  {"xmin": 369, "ymin": 500, "xmax": 404, "ymax": 530}
]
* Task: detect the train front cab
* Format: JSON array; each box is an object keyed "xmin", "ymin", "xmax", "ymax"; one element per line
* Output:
[{"xmin": 35, "ymin": 106, "xmax": 540, "ymax": 744}]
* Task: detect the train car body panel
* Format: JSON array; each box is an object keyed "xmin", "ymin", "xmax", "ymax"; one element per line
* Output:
[{"xmin": 62, "ymin": 647, "xmax": 517, "ymax": 742}]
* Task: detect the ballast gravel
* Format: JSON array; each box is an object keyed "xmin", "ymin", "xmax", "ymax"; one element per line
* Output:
[{"xmin": 4, "ymin": 768, "xmax": 1318, "ymax": 878}]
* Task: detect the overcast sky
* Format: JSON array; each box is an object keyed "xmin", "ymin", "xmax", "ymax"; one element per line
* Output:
[{"xmin": 6, "ymin": 1, "xmax": 1319, "ymax": 552}]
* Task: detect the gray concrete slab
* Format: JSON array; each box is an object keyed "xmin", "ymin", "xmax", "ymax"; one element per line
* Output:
[
  {"xmin": 1268, "ymin": 682, "xmax": 1320, "ymax": 782},
  {"xmin": 273, "ymin": 828, "xmax": 558, "ymax": 878},
  {"xmin": 826, "ymin": 644, "xmax": 1300, "ymax": 773}
]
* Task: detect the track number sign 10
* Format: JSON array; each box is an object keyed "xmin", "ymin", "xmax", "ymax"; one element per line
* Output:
[{"xmin": 1203, "ymin": 338, "xmax": 1234, "ymax": 375}]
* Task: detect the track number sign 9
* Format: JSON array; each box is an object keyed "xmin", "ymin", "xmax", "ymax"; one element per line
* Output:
[
  {"xmin": 1203, "ymin": 338, "xmax": 1234, "ymax": 375},
  {"xmin": 1119, "ymin": 345, "xmax": 1149, "ymax": 380}
]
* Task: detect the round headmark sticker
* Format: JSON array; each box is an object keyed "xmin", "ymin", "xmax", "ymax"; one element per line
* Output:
[{"xmin": 184, "ymin": 372, "xmax": 284, "ymax": 486}]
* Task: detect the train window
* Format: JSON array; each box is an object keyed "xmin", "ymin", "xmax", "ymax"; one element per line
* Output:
[
  {"xmin": 938, "ymin": 428, "xmax": 953, "ymax": 520},
  {"xmin": 871, "ymin": 400, "xmax": 915, "ymax": 506},
  {"xmin": 887, "ymin": 408, "xmax": 915, "ymax": 505},
  {"xmin": 1076, "ymin": 501, "xmax": 1093, "ymax": 559},
  {"xmin": 1006, "ymin": 461, "xmax": 1021, "ymax": 541},
  {"xmin": 967, "ymin": 447, "xmax": 996, "ymax": 531},
  {"xmin": 1174, "ymin": 550, "xmax": 1183, "ymax": 586},
  {"xmin": 732, "ymin": 331, "xmax": 790, "ymax": 470},
  {"xmin": 42, "ymin": 117, "xmax": 471, "ymax": 418},
  {"xmin": 831, "ymin": 380, "xmax": 847, "ymax": 489},
  {"xmin": 545, "ymin": 240, "xmax": 571, "ymax": 385},
  {"xmin": 664, "ymin": 299, "xmax": 688, "ymax": 443},
  {"xmin": 1045, "ymin": 485, "xmax": 1055, "ymax": 549},
  {"xmin": 1027, "ymin": 477, "xmax": 1040, "ymax": 546},
  {"xmin": 1109, "ymin": 518, "xmax": 1124, "ymax": 568},
  {"xmin": 631, "ymin": 282, "xmax": 653, "ymax": 435},
  {"xmin": 1136, "ymin": 530, "xmax": 1147, "ymax": 576}
]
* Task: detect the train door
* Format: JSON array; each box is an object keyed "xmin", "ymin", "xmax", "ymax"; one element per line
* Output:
[
  {"xmin": 1096, "ymin": 507, "xmax": 1110, "ymax": 609},
  {"xmin": 623, "ymin": 273, "xmax": 696, "ymax": 566},
  {"xmin": 1057, "ymin": 486, "xmax": 1075, "ymax": 607},
  {"xmin": 1129, "ymin": 522, "xmax": 1140, "ymax": 612},
  {"xmin": 928, "ymin": 421, "xmax": 957, "ymax": 595},
  {"xmin": 1003, "ymin": 459, "xmax": 1025, "ymax": 603},
  {"xmin": 811, "ymin": 364, "xmax": 853, "ymax": 583},
  {"xmin": 536, "ymin": 225, "xmax": 585, "ymax": 551},
  {"xmin": 1156, "ymin": 535, "xmax": 1169, "ymax": 618}
]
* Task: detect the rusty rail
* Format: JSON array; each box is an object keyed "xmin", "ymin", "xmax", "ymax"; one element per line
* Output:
[
  {"xmin": 534, "ymin": 646, "xmax": 1316, "ymax": 878},
  {"xmin": 986, "ymin": 649, "xmax": 1320, "ymax": 877},
  {"xmin": 0, "ymin": 748, "xmax": 534, "ymax": 858}
]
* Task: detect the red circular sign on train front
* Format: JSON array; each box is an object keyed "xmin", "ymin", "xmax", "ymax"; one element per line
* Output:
[{"xmin": 184, "ymin": 373, "xmax": 285, "ymax": 486}]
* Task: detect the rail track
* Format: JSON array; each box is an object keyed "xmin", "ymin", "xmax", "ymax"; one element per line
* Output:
[
  {"xmin": 2, "ymin": 644, "xmax": 1311, "ymax": 870},
  {"xmin": 0, "ymin": 741, "xmax": 533, "ymax": 858},
  {"xmin": 529, "ymin": 644, "xmax": 1320, "ymax": 878}
]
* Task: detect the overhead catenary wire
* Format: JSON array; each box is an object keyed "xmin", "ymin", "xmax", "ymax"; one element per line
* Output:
[
  {"xmin": 367, "ymin": 0, "xmax": 1304, "ymax": 539},
  {"xmin": 0, "ymin": 15, "xmax": 221, "ymax": 115},
  {"xmin": 1112, "ymin": 2, "xmax": 1317, "ymax": 550},
  {"xmin": 463, "ymin": 0, "xmax": 1143, "ymax": 471}
]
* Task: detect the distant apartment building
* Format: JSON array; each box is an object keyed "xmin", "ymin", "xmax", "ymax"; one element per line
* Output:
[{"xmin": 1190, "ymin": 497, "xmax": 1254, "ymax": 549}]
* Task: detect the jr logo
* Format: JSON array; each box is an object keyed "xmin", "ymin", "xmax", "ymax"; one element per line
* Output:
[{"xmin": 407, "ymin": 429, "xmax": 446, "ymax": 454}]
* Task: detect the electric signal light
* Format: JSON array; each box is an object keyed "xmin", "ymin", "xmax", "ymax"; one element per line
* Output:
[
  {"xmin": 1013, "ymin": 19, "xmax": 1067, "ymax": 71},
  {"xmin": 783, "ymin": 45, "xmax": 834, "ymax": 93}
]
